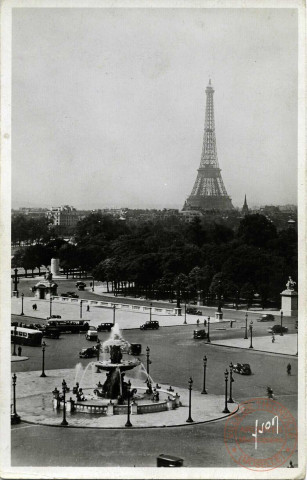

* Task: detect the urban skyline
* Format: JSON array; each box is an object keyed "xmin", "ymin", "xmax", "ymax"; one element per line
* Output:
[{"xmin": 12, "ymin": 8, "xmax": 298, "ymax": 210}]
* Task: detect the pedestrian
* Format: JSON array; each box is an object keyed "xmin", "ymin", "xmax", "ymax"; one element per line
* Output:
[
  {"xmin": 196, "ymin": 318, "xmax": 200, "ymax": 327},
  {"xmin": 267, "ymin": 386, "xmax": 274, "ymax": 400},
  {"xmin": 86, "ymin": 305, "xmax": 90, "ymax": 312},
  {"xmin": 17, "ymin": 346, "xmax": 22, "ymax": 357},
  {"xmin": 32, "ymin": 304, "xmax": 35, "ymax": 310},
  {"xmin": 272, "ymin": 333, "xmax": 275, "ymax": 343},
  {"xmin": 287, "ymin": 363, "xmax": 291, "ymax": 375},
  {"xmin": 287, "ymin": 460, "xmax": 294, "ymax": 468},
  {"xmin": 204, "ymin": 318, "xmax": 207, "ymax": 327},
  {"xmin": 230, "ymin": 320, "xmax": 233, "ymax": 328}
]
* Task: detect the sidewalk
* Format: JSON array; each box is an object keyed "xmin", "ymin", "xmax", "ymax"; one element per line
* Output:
[
  {"xmin": 11, "ymin": 297, "xmax": 229, "ymax": 328},
  {"xmin": 89, "ymin": 286, "xmax": 281, "ymax": 316},
  {"xmin": 210, "ymin": 334, "xmax": 297, "ymax": 356},
  {"xmin": 14, "ymin": 369, "xmax": 238, "ymax": 429}
]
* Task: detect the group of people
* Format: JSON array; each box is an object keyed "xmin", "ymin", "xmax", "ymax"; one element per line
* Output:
[{"xmin": 32, "ymin": 303, "xmax": 37, "ymax": 311}]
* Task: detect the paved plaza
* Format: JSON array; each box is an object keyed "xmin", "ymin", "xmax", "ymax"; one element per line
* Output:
[{"xmin": 9, "ymin": 280, "xmax": 299, "ymax": 469}]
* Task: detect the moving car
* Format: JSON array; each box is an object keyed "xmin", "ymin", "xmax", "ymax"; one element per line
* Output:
[
  {"xmin": 128, "ymin": 343, "xmax": 142, "ymax": 355},
  {"xmin": 85, "ymin": 326, "xmax": 98, "ymax": 341},
  {"xmin": 268, "ymin": 325, "xmax": 288, "ymax": 334},
  {"xmin": 41, "ymin": 326, "xmax": 61, "ymax": 339},
  {"xmin": 193, "ymin": 329, "xmax": 207, "ymax": 339},
  {"xmin": 257, "ymin": 314, "xmax": 275, "ymax": 322},
  {"xmin": 140, "ymin": 321, "xmax": 160, "ymax": 330},
  {"xmin": 186, "ymin": 307, "xmax": 202, "ymax": 315},
  {"xmin": 76, "ymin": 281, "xmax": 86, "ymax": 291},
  {"xmin": 97, "ymin": 323, "xmax": 113, "ymax": 332},
  {"xmin": 79, "ymin": 346, "xmax": 98, "ymax": 358},
  {"xmin": 233, "ymin": 363, "xmax": 252, "ymax": 375}
]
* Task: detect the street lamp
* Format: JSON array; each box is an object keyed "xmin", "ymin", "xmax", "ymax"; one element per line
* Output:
[
  {"xmin": 186, "ymin": 377, "xmax": 194, "ymax": 423},
  {"xmin": 13, "ymin": 268, "xmax": 19, "ymax": 297},
  {"xmin": 222, "ymin": 369, "xmax": 230, "ymax": 413},
  {"xmin": 125, "ymin": 380, "xmax": 132, "ymax": 427},
  {"xmin": 113, "ymin": 304, "xmax": 116, "ymax": 325},
  {"xmin": 11, "ymin": 373, "xmax": 21, "ymax": 424},
  {"xmin": 228, "ymin": 362, "xmax": 234, "ymax": 403},
  {"xmin": 183, "ymin": 302, "xmax": 187, "ymax": 324},
  {"xmin": 201, "ymin": 355, "xmax": 208, "ymax": 394},
  {"xmin": 40, "ymin": 341, "xmax": 47, "ymax": 377},
  {"xmin": 149, "ymin": 302, "xmax": 152, "ymax": 322},
  {"xmin": 207, "ymin": 316, "xmax": 211, "ymax": 343},
  {"xmin": 20, "ymin": 293, "xmax": 24, "ymax": 316},
  {"xmin": 244, "ymin": 312, "xmax": 248, "ymax": 340},
  {"xmin": 61, "ymin": 379, "xmax": 68, "ymax": 426},
  {"xmin": 280, "ymin": 310, "xmax": 284, "ymax": 336},
  {"xmin": 12, "ymin": 325, "xmax": 17, "ymax": 356},
  {"xmin": 49, "ymin": 296, "xmax": 52, "ymax": 317},
  {"xmin": 249, "ymin": 321, "xmax": 254, "ymax": 349},
  {"xmin": 80, "ymin": 300, "xmax": 83, "ymax": 319},
  {"xmin": 146, "ymin": 346, "xmax": 151, "ymax": 375},
  {"xmin": 217, "ymin": 280, "xmax": 222, "ymax": 313}
]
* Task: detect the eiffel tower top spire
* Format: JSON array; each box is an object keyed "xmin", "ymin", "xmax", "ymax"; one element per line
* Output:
[{"xmin": 200, "ymin": 79, "xmax": 219, "ymax": 168}]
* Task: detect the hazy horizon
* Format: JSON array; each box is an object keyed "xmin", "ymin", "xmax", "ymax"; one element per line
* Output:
[{"xmin": 12, "ymin": 8, "xmax": 298, "ymax": 210}]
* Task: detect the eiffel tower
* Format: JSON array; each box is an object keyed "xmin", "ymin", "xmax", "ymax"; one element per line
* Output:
[{"xmin": 183, "ymin": 80, "xmax": 234, "ymax": 211}]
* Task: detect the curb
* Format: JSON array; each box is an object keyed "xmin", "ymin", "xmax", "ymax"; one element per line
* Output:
[
  {"xmin": 16, "ymin": 403, "xmax": 240, "ymax": 430},
  {"xmin": 208, "ymin": 342, "xmax": 298, "ymax": 358}
]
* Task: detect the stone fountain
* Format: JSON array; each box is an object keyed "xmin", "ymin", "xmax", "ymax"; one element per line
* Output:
[{"xmin": 52, "ymin": 325, "xmax": 182, "ymax": 416}]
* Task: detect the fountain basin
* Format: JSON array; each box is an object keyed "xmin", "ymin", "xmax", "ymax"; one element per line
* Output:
[{"xmin": 54, "ymin": 387, "xmax": 178, "ymax": 415}]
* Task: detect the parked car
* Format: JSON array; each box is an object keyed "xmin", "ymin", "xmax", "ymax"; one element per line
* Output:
[
  {"xmin": 186, "ymin": 307, "xmax": 202, "ymax": 315},
  {"xmin": 193, "ymin": 329, "xmax": 207, "ymax": 339},
  {"xmin": 268, "ymin": 325, "xmax": 288, "ymax": 334},
  {"xmin": 128, "ymin": 343, "xmax": 142, "ymax": 355},
  {"xmin": 46, "ymin": 315, "xmax": 62, "ymax": 320},
  {"xmin": 257, "ymin": 314, "xmax": 275, "ymax": 322},
  {"xmin": 97, "ymin": 323, "xmax": 113, "ymax": 332},
  {"xmin": 11, "ymin": 321, "xmax": 18, "ymax": 327},
  {"xmin": 140, "ymin": 321, "xmax": 160, "ymax": 330},
  {"xmin": 85, "ymin": 326, "xmax": 98, "ymax": 341},
  {"xmin": 233, "ymin": 363, "xmax": 252, "ymax": 375},
  {"xmin": 79, "ymin": 346, "xmax": 98, "ymax": 358}
]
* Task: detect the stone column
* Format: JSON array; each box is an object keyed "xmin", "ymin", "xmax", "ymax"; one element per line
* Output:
[
  {"xmin": 51, "ymin": 258, "xmax": 60, "ymax": 277},
  {"xmin": 280, "ymin": 277, "xmax": 298, "ymax": 316}
]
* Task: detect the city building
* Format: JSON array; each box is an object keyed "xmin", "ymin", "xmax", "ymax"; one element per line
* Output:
[{"xmin": 46, "ymin": 205, "xmax": 79, "ymax": 235}]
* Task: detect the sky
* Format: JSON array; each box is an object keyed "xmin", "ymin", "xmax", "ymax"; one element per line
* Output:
[{"xmin": 12, "ymin": 7, "xmax": 298, "ymax": 210}]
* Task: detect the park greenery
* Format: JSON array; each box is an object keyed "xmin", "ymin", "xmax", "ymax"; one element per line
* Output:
[{"xmin": 11, "ymin": 212, "xmax": 297, "ymax": 308}]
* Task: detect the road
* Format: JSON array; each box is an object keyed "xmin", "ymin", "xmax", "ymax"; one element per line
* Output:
[{"xmin": 11, "ymin": 315, "xmax": 298, "ymax": 468}]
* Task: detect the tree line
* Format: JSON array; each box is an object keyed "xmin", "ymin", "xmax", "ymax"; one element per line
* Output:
[{"xmin": 11, "ymin": 212, "xmax": 297, "ymax": 308}]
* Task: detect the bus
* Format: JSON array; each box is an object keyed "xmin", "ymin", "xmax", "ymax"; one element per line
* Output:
[
  {"xmin": 46, "ymin": 319, "xmax": 90, "ymax": 333},
  {"xmin": 11, "ymin": 326, "xmax": 43, "ymax": 346}
]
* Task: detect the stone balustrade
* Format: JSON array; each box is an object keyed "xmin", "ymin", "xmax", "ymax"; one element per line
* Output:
[{"xmin": 50, "ymin": 296, "xmax": 177, "ymax": 315}]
